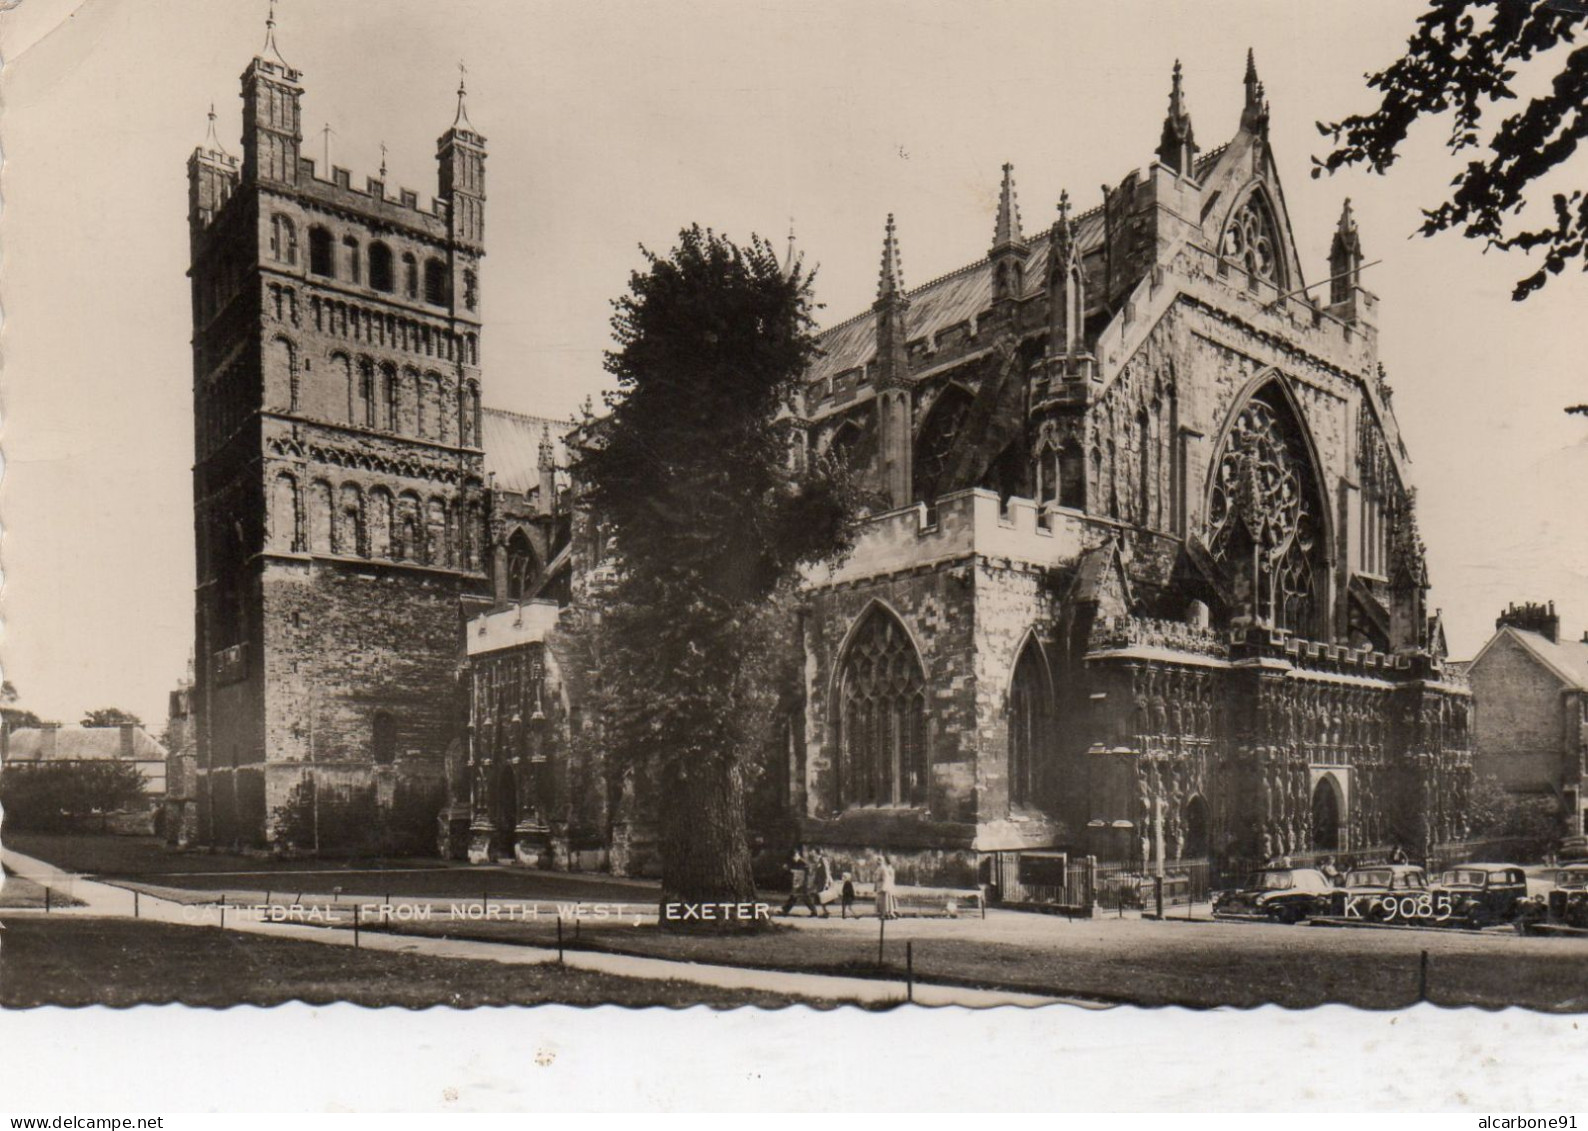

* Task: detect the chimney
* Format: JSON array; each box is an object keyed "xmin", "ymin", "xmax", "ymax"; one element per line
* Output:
[
  {"xmin": 1497, "ymin": 600, "xmax": 1560, "ymax": 644},
  {"xmin": 120, "ymin": 722, "xmax": 135, "ymax": 759}
]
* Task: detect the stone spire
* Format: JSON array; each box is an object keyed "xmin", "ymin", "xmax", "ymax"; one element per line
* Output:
[
  {"xmin": 1241, "ymin": 48, "xmax": 1269, "ymax": 132},
  {"xmin": 261, "ymin": 0, "xmax": 291, "ymax": 68},
  {"xmin": 877, "ymin": 213, "xmax": 905, "ymax": 303},
  {"xmin": 453, "ymin": 60, "xmax": 475, "ymax": 131},
  {"xmin": 203, "ymin": 101, "xmax": 230, "ymax": 158},
  {"xmin": 1156, "ymin": 60, "xmax": 1199, "ymax": 176},
  {"xmin": 991, "ymin": 163, "xmax": 1025, "ymax": 252}
]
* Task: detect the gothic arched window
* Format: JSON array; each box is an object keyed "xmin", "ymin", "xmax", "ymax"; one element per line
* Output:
[
  {"xmin": 913, "ymin": 386, "xmax": 974, "ymax": 505},
  {"xmin": 270, "ymin": 215, "xmax": 298, "ymax": 265},
  {"xmin": 1205, "ymin": 386, "xmax": 1327, "ymax": 636},
  {"xmin": 1008, "ymin": 637, "xmax": 1053, "ymax": 808},
  {"xmin": 424, "ymin": 258, "xmax": 448, "ymax": 305},
  {"xmin": 506, "ymin": 529, "xmax": 537, "ymax": 600},
  {"xmin": 837, "ymin": 607, "xmax": 928, "ymax": 809},
  {"xmin": 369, "ymin": 242, "xmax": 395, "ymax": 293},
  {"xmin": 1219, "ymin": 192, "xmax": 1284, "ymax": 292},
  {"xmin": 308, "ymin": 227, "xmax": 334, "ymax": 277}
]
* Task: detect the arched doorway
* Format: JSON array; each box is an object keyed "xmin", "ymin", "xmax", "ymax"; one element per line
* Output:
[
  {"xmin": 491, "ymin": 763, "xmax": 519, "ymax": 860},
  {"xmin": 1182, "ymin": 795, "xmax": 1210, "ymax": 860},
  {"xmin": 1311, "ymin": 777, "xmax": 1342, "ymax": 852}
]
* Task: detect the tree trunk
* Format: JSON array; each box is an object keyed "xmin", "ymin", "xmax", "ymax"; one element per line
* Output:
[{"xmin": 656, "ymin": 751, "xmax": 760, "ymax": 932}]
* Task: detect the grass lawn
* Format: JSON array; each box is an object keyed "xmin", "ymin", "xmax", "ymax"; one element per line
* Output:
[
  {"xmin": 0, "ymin": 916, "xmax": 861, "ymax": 1009},
  {"xmin": 6, "ymin": 833, "xmax": 660, "ymax": 904},
  {"xmin": 364, "ymin": 913, "xmax": 1588, "ymax": 1010},
  {"xmin": 0, "ymin": 868, "xmax": 85, "ymax": 909}
]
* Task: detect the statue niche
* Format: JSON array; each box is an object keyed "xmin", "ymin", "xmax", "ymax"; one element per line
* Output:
[{"xmin": 1205, "ymin": 386, "xmax": 1327, "ymax": 638}]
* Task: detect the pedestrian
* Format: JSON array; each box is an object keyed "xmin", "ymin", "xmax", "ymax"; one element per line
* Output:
[
  {"xmin": 839, "ymin": 871, "xmax": 856, "ymax": 919},
  {"xmin": 808, "ymin": 848, "xmax": 834, "ymax": 918},
  {"xmin": 875, "ymin": 853, "xmax": 897, "ymax": 920},
  {"xmin": 1390, "ymin": 845, "xmax": 1409, "ymax": 865},
  {"xmin": 779, "ymin": 845, "xmax": 813, "ymax": 917},
  {"xmin": 1319, "ymin": 854, "xmax": 1341, "ymax": 886}
]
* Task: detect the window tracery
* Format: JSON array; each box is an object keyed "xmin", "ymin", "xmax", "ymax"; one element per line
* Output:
[
  {"xmin": 838, "ymin": 608, "xmax": 927, "ymax": 808},
  {"xmin": 1219, "ymin": 193, "xmax": 1282, "ymax": 290},
  {"xmin": 1206, "ymin": 392, "xmax": 1324, "ymax": 636}
]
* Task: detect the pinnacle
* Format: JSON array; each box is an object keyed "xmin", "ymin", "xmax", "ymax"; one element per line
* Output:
[
  {"xmin": 877, "ymin": 213, "xmax": 905, "ymax": 302},
  {"xmin": 992, "ymin": 163, "xmax": 1024, "ymax": 251},
  {"xmin": 452, "ymin": 60, "xmax": 475, "ymax": 130}
]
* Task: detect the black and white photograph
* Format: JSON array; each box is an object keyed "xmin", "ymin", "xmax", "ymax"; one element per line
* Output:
[{"xmin": 3, "ymin": 0, "xmax": 1588, "ymax": 1114}]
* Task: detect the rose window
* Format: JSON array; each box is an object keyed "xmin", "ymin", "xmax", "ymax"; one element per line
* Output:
[{"xmin": 1206, "ymin": 396, "xmax": 1322, "ymax": 635}]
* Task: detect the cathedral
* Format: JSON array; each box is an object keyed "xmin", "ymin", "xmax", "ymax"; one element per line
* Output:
[
  {"xmin": 792, "ymin": 56, "xmax": 1473, "ymax": 889},
  {"xmin": 187, "ymin": 19, "xmax": 1472, "ymax": 889}
]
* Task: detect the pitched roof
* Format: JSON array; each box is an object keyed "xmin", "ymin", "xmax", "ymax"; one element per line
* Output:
[
  {"xmin": 481, "ymin": 407, "xmax": 572, "ymax": 495},
  {"xmin": 809, "ymin": 144, "xmax": 1227, "ymax": 388},
  {"xmin": 1475, "ymin": 627, "xmax": 1588, "ymax": 692},
  {"xmin": 6, "ymin": 725, "xmax": 168, "ymax": 763}
]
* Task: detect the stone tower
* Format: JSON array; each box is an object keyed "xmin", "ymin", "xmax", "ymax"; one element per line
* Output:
[{"xmin": 188, "ymin": 14, "xmax": 489, "ymax": 851}]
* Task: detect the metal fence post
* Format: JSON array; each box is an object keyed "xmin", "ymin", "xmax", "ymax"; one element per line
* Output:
[
  {"xmin": 44, "ymin": 887, "xmax": 50, "ymax": 913},
  {"xmin": 134, "ymin": 890, "xmax": 140, "ymax": 919},
  {"xmin": 557, "ymin": 915, "xmax": 565, "ymax": 965},
  {"xmin": 906, "ymin": 941, "xmax": 914, "ymax": 1003},
  {"xmin": 877, "ymin": 913, "xmax": 886, "ymax": 966},
  {"xmin": 353, "ymin": 903, "xmax": 361, "ymax": 949},
  {"xmin": 1418, "ymin": 949, "xmax": 1429, "ymax": 1003}
]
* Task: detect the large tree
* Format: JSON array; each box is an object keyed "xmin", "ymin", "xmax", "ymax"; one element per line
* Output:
[
  {"xmin": 1314, "ymin": 0, "xmax": 1588, "ymax": 301},
  {"xmin": 577, "ymin": 226, "xmax": 854, "ymax": 925},
  {"xmin": 80, "ymin": 707, "xmax": 143, "ymax": 729}
]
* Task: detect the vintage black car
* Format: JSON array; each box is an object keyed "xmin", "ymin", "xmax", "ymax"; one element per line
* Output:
[
  {"xmin": 1212, "ymin": 867, "xmax": 1337, "ymax": 924},
  {"xmin": 1330, "ymin": 864, "xmax": 1433, "ymax": 922},
  {"xmin": 1546, "ymin": 864, "xmax": 1588, "ymax": 928},
  {"xmin": 1431, "ymin": 864, "xmax": 1527, "ymax": 927}
]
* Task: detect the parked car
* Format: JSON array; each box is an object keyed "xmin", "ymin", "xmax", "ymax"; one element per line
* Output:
[
  {"xmin": 1546, "ymin": 864, "xmax": 1588, "ymax": 928},
  {"xmin": 1557, "ymin": 835, "xmax": 1588, "ymax": 863},
  {"xmin": 1330, "ymin": 864, "xmax": 1432, "ymax": 922},
  {"xmin": 1431, "ymin": 864, "xmax": 1527, "ymax": 927},
  {"xmin": 1212, "ymin": 867, "xmax": 1337, "ymax": 924}
]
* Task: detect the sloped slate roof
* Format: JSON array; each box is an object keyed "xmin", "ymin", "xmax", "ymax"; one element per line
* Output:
[
  {"xmin": 1485, "ymin": 627, "xmax": 1588, "ymax": 692},
  {"xmin": 481, "ymin": 407, "xmax": 572, "ymax": 495},
  {"xmin": 6, "ymin": 725, "xmax": 168, "ymax": 763},
  {"xmin": 809, "ymin": 144, "xmax": 1227, "ymax": 387}
]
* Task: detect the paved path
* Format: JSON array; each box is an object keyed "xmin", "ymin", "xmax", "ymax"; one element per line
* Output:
[{"xmin": 1, "ymin": 848, "xmax": 1071, "ymax": 1008}]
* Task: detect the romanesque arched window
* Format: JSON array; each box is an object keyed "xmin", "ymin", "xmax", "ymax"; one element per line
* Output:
[
  {"xmin": 403, "ymin": 253, "xmax": 418, "ymax": 299},
  {"xmin": 426, "ymin": 372, "xmax": 447, "ymax": 443},
  {"xmin": 381, "ymin": 362, "xmax": 399, "ymax": 431},
  {"xmin": 368, "ymin": 487, "xmax": 394, "ymax": 559},
  {"xmin": 270, "ymin": 215, "xmax": 298, "ymax": 265},
  {"xmin": 913, "ymin": 385, "xmax": 974, "ymax": 505},
  {"xmin": 270, "ymin": 473, "xmax": 300, "ymax": 553},
  {"xmin": 506, "ymin": 529, "xmax": 537, "ymax": 600},
  {"xmin": 1205, "ymin": 384, "xmax": 1327, "ymax": 637},
  {"xmin": 369, "ymin": 242, "xmax": 394, "ymax": 293},
  {"xmin": 372, "ymin": 711, "xmax": 397, "ymax": 766},
  {"xmin": 1219, "ymin": 191, "xmax": 1284, "ymax": 292},
  {"xmin": 837, "ymin": 607, "xmax": 928, "ymax": 808},
  {"xmin": 463, "ymin": 268, "xmax": 478, "ymax": 311},
  {"xmin": 342, "ymin": 236, "xmax": 362, "ymax": 285},
  {"xmin": 426, "ymin": 498, "xmax": 450, "ymax": 567},
  {"xmin": 1008, "ymin": 637, "xmax": 1053, "ymax": 808},
  {"xmin": 354, "ymin": 357, "xmax": 375, "ymax": 426},
  {"xmin": 270, "ymin": 336, "xmax": 298, "ymax": 412},
  {"xmin": 338, "ymin": 484, "xmax": 365, "ymax": 557},
  {"xmin": 307, "ymin": 480, "xmax": 334, "ymax": 555},
  {"xmin": 424, "ymin": 258, "xmax": 448, "ymax": 305},
  {"xmin": 397, "ymin": 492, "xmax": 422, "ymax": 561}
]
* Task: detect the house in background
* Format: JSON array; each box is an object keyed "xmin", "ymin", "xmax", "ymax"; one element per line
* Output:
[
  {"xmin": 2, "ymin": 723, "xmax": 169, "ymax": 833},
  {"xmin": 1467, "ymin": 601, "xmax": 1588, "ymax": 836}
]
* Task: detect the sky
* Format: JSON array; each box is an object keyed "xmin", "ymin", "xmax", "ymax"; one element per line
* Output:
[{"xmin": 3, "ymin": 0, "xmax": 1586, "ymax": 730}]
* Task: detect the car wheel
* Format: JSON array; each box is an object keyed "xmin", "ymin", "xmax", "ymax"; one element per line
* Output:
[
  {"xmin": 1467, "ymin": 905, "xmax": 1493, "ymax": 929},
  {"xmin": 1272, "ymin": 905, "xmax": 1301, "ymax": 925}
]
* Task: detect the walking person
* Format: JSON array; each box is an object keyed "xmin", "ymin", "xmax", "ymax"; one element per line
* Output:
[
  {"xmin": 779, "ymin": 845, "xmax": 814, "ymax": 917},
  {"xmin": 875, "ymin": 853, "xmax": 898, "ymax": 920},
  {"xmin": 808, "ymin": 848, "xmax": 834, "ymax": 918},
  {"xmin": 839, "ymin": 871, "xmax": 857, "ymax": 919}
]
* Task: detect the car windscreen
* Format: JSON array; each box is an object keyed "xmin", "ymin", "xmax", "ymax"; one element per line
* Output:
[
  {"xmin": 1256, "ymin": 872, "xmax": 1295, "ymax": 891},
  {"xmin": 1347, "ymin": 870, "xmax": 1393, "ymax": 888},
  {"xmin": 1446, "ymin": 869, "xmax": 1486, "ymax": 886}
]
